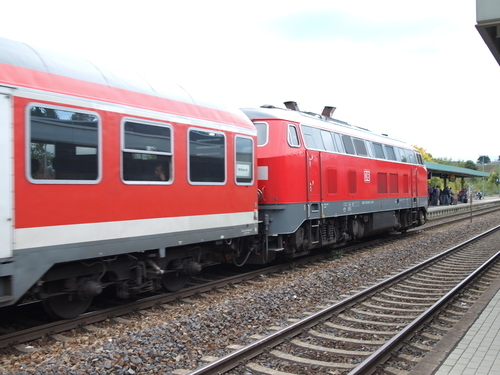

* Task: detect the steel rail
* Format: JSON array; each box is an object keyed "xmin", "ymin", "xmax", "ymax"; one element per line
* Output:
[
  {"xmin": 348, "ymin": 225, "xmax": 500, "ymax": 375},
  {"xmin": 186, "ymin": 225, "xmax": 500, "ymax": 375}
]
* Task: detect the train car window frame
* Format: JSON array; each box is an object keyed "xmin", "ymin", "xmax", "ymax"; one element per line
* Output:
[
  {"xmin": 254, "ymin": 122, "xmax": 268, "ymax": 147},
  {"xmin": 121, "ymin": 119, "xmax": 173, "ymax": 185},
  {"xmin": 332, "ymin": 133, "xmax": 345, "ymax": 153},
  {"xmin": 27, "ymin": 104, "xmax": 101, "ymax": 184},
  {"xmin": 384, "ymin": 145, "xmax": 397, "ymax": 161},
  {"xmin": 320, "ymin": 130, "xmax": 337, "ymax": 152},
  {"xmin": 353, "ymin": 138, "xmax": 368, "ymax": 157},
  {"xmin": 372, "ymin": 142, "xmax": 386, "ymax": 159},
  {"xmin": 341, "ymin": 135, "xmax": 356, "ymax": 155},
  {"xmin": 287, "ymin": 124, "xmax": 300, "ymax": 147},
  {"xmin": 416, "ymin": 153, "xmax": 424, "ymax": 165},
  {"xmin": 404, "ymin": 149, "xmax": 416, "ymax": 164},
  {"xmin": 301, "ymin": 125, "xmax": 325, "ymax": 150},
  {"xmin": 235, "ymin": 135, "xmax": 254, "ymax": 185},
  {"xmin": 396, "ymin": 147, "xmax": 407, "ymax": 163},
  {"xmin": 188, "ymin": 128, "xmax": 226, "ymax": 185}
]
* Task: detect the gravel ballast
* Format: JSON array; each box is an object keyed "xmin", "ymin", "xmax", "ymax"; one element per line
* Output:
[{"xmin": 1, "ymin": 212, "xmax": 499, "ymax": 375}]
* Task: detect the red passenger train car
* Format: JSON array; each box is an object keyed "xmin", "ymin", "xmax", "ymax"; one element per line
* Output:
[
  {"xmin": 0, "ymin": 37, "xmax": 258, "ymax": 318},
  {"xmin": 242, "ymin": 102, "xmax": 428, "ymax": 262}
]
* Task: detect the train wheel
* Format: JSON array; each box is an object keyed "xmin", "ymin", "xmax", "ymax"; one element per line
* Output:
[
  {"xmin": 161, "ymin": 271, "xmax": 188, "ymax": 292},
  {"xmin": 42, "ymin": 294, "xmax": 93, "ymax": 319},
  {"xmin": 418, "ymin": 210, "xmax": 426, "ymax": 226}
]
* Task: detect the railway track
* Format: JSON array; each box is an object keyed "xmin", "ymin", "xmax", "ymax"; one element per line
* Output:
[
  {"xmin": 0, "ymin": 204, "xmax": 499, "ymax": 353},
  {"xmin": 183, "ymin": 225, "xmax": 500, "ymax": 375}
]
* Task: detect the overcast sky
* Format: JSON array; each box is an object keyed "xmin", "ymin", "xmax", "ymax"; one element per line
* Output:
[{"xmin": 2, "ymin": 0, "xmax": 499, "ymax": 162}]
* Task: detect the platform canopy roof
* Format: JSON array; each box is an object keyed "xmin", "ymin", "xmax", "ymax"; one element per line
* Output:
[
  {"xmin": 425, "ymin": 161, "xmax": 490, "ymax": 180},
  {"xmin": 476, "ymin": 0, "xmax": 500, "ymax": 66}
]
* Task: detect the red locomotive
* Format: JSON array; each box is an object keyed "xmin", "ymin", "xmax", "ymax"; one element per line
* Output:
[
  {"xmin": 241, "ymin": 102, "xmax": 428, "ymax": 263},
  {"xmin": 0, "ymin": 38, "xmax": 427, "ymax": 318}
]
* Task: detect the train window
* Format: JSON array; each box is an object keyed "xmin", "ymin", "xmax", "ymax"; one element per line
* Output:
[
  {"xmin": 301, "ymin": 125, "xmax": 325, "ymax": 150},
  {"xmin": 404, "ymin": 149, "xmax": 416, "ymax": 164},
  {"xmin": 235, "ymin": 136, "xmax": 253, "ymax": 185},
  {"xmin": 353, "ymin": 138, "xmax": 368, "ymax": 156},
  {"xmin": 29, "ymin": 105, "xmax": 99, "ymax": 182},
  {"xmin": 384, "ymin": 145, "xmax": 397, "ymax": 161},
  {"xmin": 189, "ymin": 129, "xmax": 226, "ymax": 184},
  {"xmin": 416, "ymin": 153, "xmax": 424, "ymax": 165},
  {"xmin": 122, "ymin": 120, "xmax": 172, "ymax": 183},
  {"xmin": 254, "ymin": 122, "xmax": 268, "ymax": 146},
  {"xmin": 332, "ymin": 133, "xmax": 345, "ymax": 153},
  {"xmin": 396, "ymin": 148, "xmax": 407, "ymax": 163},
  {"xmin": 288, "ymin": 125, "xmax": 300, "ymax": 147},
  {"xmin": 320, "ymin": 130, "xmax": 337, "ymax": 152},
  {"xmin": 342, "ymin": 135, "xmax": 356, "ymax": 155},
  {"xmin": 372, "ymin": 142, "xmax": 386, "ymax": 159}
]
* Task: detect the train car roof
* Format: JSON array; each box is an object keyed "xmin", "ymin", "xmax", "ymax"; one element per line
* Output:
[
  {"xmin": 241, "ymin": 105, "xmax": 413, "ymax": 149},
  {"xmin": 0, "ymin": 37, "xmax": 254, "ymax": 130}
]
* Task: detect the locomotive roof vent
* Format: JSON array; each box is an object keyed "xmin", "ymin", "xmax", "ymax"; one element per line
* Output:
[
  {"xmin": 284, "ymin": 101, "xmax": 300, "ymax": 111},
  {"xmin": 321, "ymin": 106, "xmax": 336, "ymax": 118}
]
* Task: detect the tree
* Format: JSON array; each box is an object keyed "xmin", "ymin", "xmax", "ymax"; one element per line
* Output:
[
  {"xmin": 412, "ymin": 145, "xmax": 433, "ymax": 161},
  {"xmin": 477, "ymin": 155, "xmax": 490, "ymax": 164},
  {"xmin": 31, "ymin": 106, "xmax": 59, "ymax": 119},
  {"xmin": 464, "ymin": 160, "xmax": 478, "ymax": 170}
]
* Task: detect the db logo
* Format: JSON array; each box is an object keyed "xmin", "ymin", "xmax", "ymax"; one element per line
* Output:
[{"xmin": 364, "ymin": 170, "xmax": 370, "ymax": 182}]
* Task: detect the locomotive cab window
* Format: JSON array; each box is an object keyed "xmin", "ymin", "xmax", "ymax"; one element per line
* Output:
[
  {"xmin": 29, "ymin": 105, "xmax": 99, "ymax": 182},
  {"xmin": 416, "ymin": 153, "xmax": 424, "ymax": 165},
  {"xmin": 254, "ymin": 122, "xmax": 268, "ymax": 146},
  {"xmin": 122, "ymin": 120, "xmax": 172, "ymax": 183},
  {"xmin": 189, "ymin": 129, "xmax": 226, "ymax": 184},
  {"xmin": 235, "ymin": 136, "xmax": 254, "ymax": 185},
  {"xmin": 288, "ymin": 125, "xmax": 300, "ymax": 147}
]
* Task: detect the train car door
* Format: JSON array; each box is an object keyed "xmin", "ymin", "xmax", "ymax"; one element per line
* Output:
[
  {"xmin": 0, "ymin": 93, "xmax": 13, "ymax": 259},
  {"xmin": 306, "ymin": 150, "xmax": 321, "ymax": 202}
]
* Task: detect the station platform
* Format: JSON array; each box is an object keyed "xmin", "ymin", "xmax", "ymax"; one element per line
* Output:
[
  {"xmin": 426, "ymin": 194, "xmax": 500, "ymax": 217},
  {"xmin": 409, "ymin": 196, "xmax": 500, "ymax": 375}
]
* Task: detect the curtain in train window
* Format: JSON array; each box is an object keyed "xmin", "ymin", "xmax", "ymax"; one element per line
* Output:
[
  {"xmin": 29, "ymin": 106, "xmax": 99, "ymax": 181},
  {"xmin": 288, "ymin": 125, "xmax": 300, "ymax": 147}
]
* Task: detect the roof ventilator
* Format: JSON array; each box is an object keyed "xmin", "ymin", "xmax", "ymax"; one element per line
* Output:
[{"xmin": 284, "ymin": 101, "xmax": 300, "ymax": 111}]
